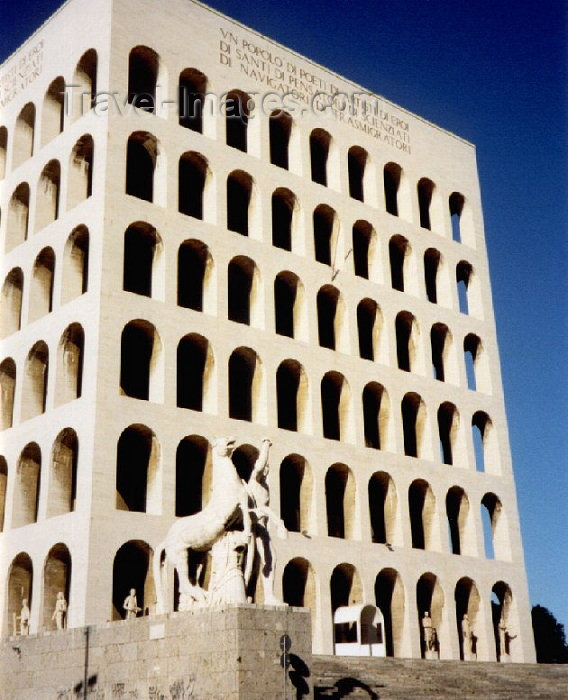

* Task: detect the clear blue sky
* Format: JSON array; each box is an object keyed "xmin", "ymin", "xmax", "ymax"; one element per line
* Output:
[{"xmin": 1, "ymin": 0, "xmax": 566, "ymax": 630}]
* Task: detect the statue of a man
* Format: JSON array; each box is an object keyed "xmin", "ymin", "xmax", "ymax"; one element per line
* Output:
[
  {"xmin": 19, "ymin": 599, "xmax": 30, "ymax": 636},
  {"xmin": 244, "ymin": 438, "xmax": 287, "ymax": 605},
  {"xmin": 52, "ymin": 592, "xmax": 67, "ymax": 630},
  {"xmin": 422, "ymin": 611, "xmax": 433, "ymax": 649},
  {"xmin": 123, "ymin": 588, "xmax": 141, "ymax": 619},
  {"xmin": 462, "ymin": 614, "xmax": 472, "ymax": 655}
]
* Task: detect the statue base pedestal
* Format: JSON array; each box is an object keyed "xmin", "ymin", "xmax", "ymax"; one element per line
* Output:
[{"xmin": 0, "ymin": 605, "xmax": 312, "ymax": 699}]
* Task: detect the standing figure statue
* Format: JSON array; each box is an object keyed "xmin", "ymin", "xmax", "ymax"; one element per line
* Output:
[
  {"xmin": 422, "ymin": 611, "xmax": 433, "ymax": 648},
  {"xmin": 209, "ymin": 530, "xmax": 249, "ymax": 606},
  {"xmin": 243, "ymin": 438, "xmax": 287, "ymax": 605},
  {"xmin": 19, "ymin": 599, "xmax": 30, "ymax": 636},
  {"xmin": 123, "ymin": 588, "xmax": 141, "ymax": 620},
  {"xmin": 461, "ymin": 614, "xmax": 473, "ymax": 658},
  {"xmin": 52, "ymin": 592, "xmax": 67, "ymax": 630},
  {"xmin": 498, "ymin": 615, "xmax": 516, "ymax": 660}
]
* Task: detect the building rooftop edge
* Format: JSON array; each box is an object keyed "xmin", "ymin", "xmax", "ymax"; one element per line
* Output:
[{"xmin": 0, "ymin": 0, "xmax": 477, "ymax": 152}]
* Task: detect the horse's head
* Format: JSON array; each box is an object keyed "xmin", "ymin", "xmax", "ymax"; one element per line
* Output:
[{"xmin": 212, "ymin": 436, "xmax": 237, "ymax": 458}]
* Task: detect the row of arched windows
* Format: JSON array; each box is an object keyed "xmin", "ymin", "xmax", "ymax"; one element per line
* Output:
[
  {"xmin": 120, "ymin": 46, "xmax": 476, "ymax": 245},
  {"xmin": 1, "ymin": 226, "xmax": 88, "ymax": 339},
  {"xmin": 2, "ymin": 137, "xmax": 93, "ymax": 253},
  {"xmin": 0, "ymin": 428, "xmax": 78, "ymax": 533},
  {"xmin": 4, "ymin": 540, "xmax": 516, "ymax": 662},
  {"xmin": 0, "ymin": 325, "xmax": 84, "ymax": 429},
  {"xmin": 0, "ymin": 49, "xmax": 96, "ymax": 179}
]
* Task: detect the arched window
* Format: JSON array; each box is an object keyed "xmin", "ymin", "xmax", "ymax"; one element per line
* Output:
[
  {"xmin": 326, "ymin": 463, "xmax": 356, "ymax": 539},
  {"xmin": 13, "ymin": 443, "xmax": 41, "ymax": 527},
  {"xmin": 227, "ymin": 170, "xmax": 253, "ymax": 235},
  {"xmin": 437, "ymin": 402, "xmax": 459, "ymax": 465},
  {"xmin": 310, "ymin": 128, "xmax": 331, "ymax": 185},
  {"xmin": 401, "ymin": 392, "xmax": 426, "ymax": 458},
  {"xmin": 431, "ymin": 323, "xmax": 450, "ymax": 382},
  {"xmin": 313, "ymin": 204, "xmax": 337, "ymax": 265},
  {"xmin": 5, "ymin": 553, "xmax": 33, "ymax": 636},
  {"xmin": 178, "ymin": 239, "xmax": 214, "ymax": 312},
  {"xmin": 375, "ymin": 568, "xmax": 405, "ymax": 657},
  {"xmin": 68, "ymin": 134, "xmax": 93, "ymax": 208},
  {"xmin": 1, "ymin": 268, "xmax": 23, "ymax": 337},
  {"xmin": 128, "ymin": 46, "xmax": 159, "ymax": 113},
  {"xmin": 464, "ymin": 334, "xmax": 491, "ymax": 393},
  {"xmin": 126, "ymin": 131, "xmax": 158, "ymax": 202},
  {"xmin": 274, "ymin": 271, "xmax": 306, "ymax": 340},
  {"xmin": 417, "ymin": 573, "xmax": 445, "ymax": 658},
  {"xmin": 176, "ymin": 436, "xmax": 211, "ymax": 516},
  {"xmin": 120, "ymin": 320, "xmax": 162, "ymax": 401},
  {"xmin": 0, "ymin": 358, "xmax": 16, "ymax": 430},
  {"xmin": 55, "ymin": 323, "xmax": 84, "ymax": 405},
  {"xmin": 42, "ymin": 544, "xmax": 71, "ymax": 630},
  {"xmin": 282, "ymin": 558, "xmax": 317, "ymax": 616},
  {"xmin": 123, "ymin": 222, "xmax": 163, "ymax": 298},
  {"xmin": 22, "ymin": 341, "xmax": 49, "ymax": 420},
  {"xmin": 454, "ymin": 577, "xmax": 482, "ymax": 660},
  {"xmin": 271, "ymin": 187, "xmax": 296, "ymax": 251},
  {"xmin": 225, "ymin": 90, "xmax": 251, "ymax": 152},
  {"xmin": 330, "ymin": 563, "xmax": 363, "ymax": 612},
  {"xmin": 13, "ymin": 103, "xmax": 35, "ymax": 169},
  {"xmin": 446, "ymin": 487, "xmax": 472, "ymax": 556},
  {"xmin": 424, "ymin": 248, "xmax": 441, "ymax": 303},
  {"xmin": 62, "ymin": 226, "xmax": 89, "ymax": 303},
  {"xmin": 72, "ymin": 49, "xmax": 97, "ymax": 120},
  {"xmin": 227, "ymin": 256, "xmax": 262, "ymax": 326},
  {"xmin": 178, "ymin": 68, "xmax": 207, "ymax": 132},
  {"xmin": 409, "ymin": 480, "xmax": 438, "ymax": 550},
  {"xmin": 0, "ymin": 126, "xmax": 7, "ymax": 179},
  {"xmin": 449, "ymin": 192, "xmax": 475, "ymax": 246},
  {"xmin": 456, "ymin": 260, "xmax": 473, "ymax": 314},
  {"xmin": 389, "ymin": 235, "xmax": 410, "ymax": 291},
  {"xmin": 482, "ymin": 493, "xmax": 510, "ymax": 561},
  {"xmin": 47, "ymin": 429, "xmax": 78, "ymax": 516},
  {"xmin": 112, "ymin": 541, "xmax": 154, "ymax": 620},
  {"xmin": 177, "ymin": 333, "xmax": 214, "ymax": 412},
  {"xmin": 395, "ymin": 311, "xmax": 418, "ymax": 372},
  {"xmin": 228, "ymin": 347, "xmax": 263, "ymax": 422},
  {"xmin": 363, "ymin": 382, "xmax": 389, "ymax": 450},
  {"xmin": 276, "ymin": 359, "xmax": 309, "ymax": 433},
  {"xmin": 0, "ymin": 457, "xmax": 7, "ymax": 532},
  {"xmin": 417, "ymin": 178, "xmax": 434, "ymax": 230},
  {"xmin": 269, "ymin": 110, "xmax": 292, "ymax": 169},
  {"xmin": 491, "ymin": 581, "xmax": 515, "ymax": 661},
  {"xmin": 384, "ymin": 162, "xmax": 401, "ymax": 216},
  {"xmin": 6, "ymin": 182, "xmax": 29, "ymax": 251},
  {"xmin": 317, "ymin": 285, "xmax": 346, "ymax": 351},
  {"xmin": 41, "ymin": 77, "xmax": 65, "ymax": 146},
  {"xmin": 29, "ymin": 247, "xmax": 55, "ymax": 321},
  {"xmin": 35, "ymin": 160, "xmax": 60, "ymax": 231},
  {"xmin": 472, "ymin": 411, "xmax": 499, "ymax": 473},
  {"xmin": 348, "ymin": 146, "xmax": 368, "ymax": 201},
  {"xmin": 357, "ymin": 298, "xmax": 382, "ymax": 361},
  {"xmin": 279, "ymin": 455, "xmax": 313, "ymax": 534},
  {"xmin": 368, "ymin": 472, "xmax": 398, "ymax": 545},
  {"xmin": 352, "ymin": 220, "xmax": 376, "ymax": 279},
  {"xmin": 178, "ymin": 151, "xmax": 210, "ymax": 219},
  {"xmin": 321, "ymin": 371, "xmax": 353, "ymax": 442},
  {"xmin": 116, "ymin": 425, "xmax": 160, "ymax": 513}
]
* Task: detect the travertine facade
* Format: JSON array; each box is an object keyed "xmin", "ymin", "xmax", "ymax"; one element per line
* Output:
[{"xmin": 0, "ymin": 0, "xmax": 535, "ymax": 663}]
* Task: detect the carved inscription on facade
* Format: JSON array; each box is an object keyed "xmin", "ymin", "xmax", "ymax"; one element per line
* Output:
[{"xmin": 0, "ymin": 40, "xmax": 44, "ymax": 108}]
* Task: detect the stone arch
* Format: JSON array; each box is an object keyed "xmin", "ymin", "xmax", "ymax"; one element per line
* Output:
[
  {"xmin": 472, "ymin": 411, "xmax": 500, "ymax": 474},
  {"xmin": 368, "ymin": 471, "xmax": 399, "ymax": 545},
  {"xmin": 176, "ymin": 436, "xmax": 212, "ymax": 516},
  {"xmin": 384, "ymin": 162, "xmax": 411, "ymax": 220},
  {"xmin": 464, "ymin": 333, "xmax": 492, "ymax": 393},
  {"xmin": 1, "ymin": 268, "xmax": 23, "ymax": 338},
  {"xmin": 226, "ymin": 169, "xmax": 256, "ymax": 236},
  {"xmin": 177, "ymin": 333, "xmax": 215, "ymax": 413},
  {"xmin": 395, "ymin": 311, "xmax": 420, "ymax": 372},
  {"xmin": 119, "ymin": 320, "xmax": 163, "ymax": 401},
  {"xmin": 125, "ymin": 131, "xmax": 161, "ymax": 203},
  {"xmin": 375, "ymin": 568, "xmax": 406, "ymax": 657},
  {"xmin": 12, "ymin": 102, "xmax": 35, "ymax": 169},
  {"xmin": 6, "ymin": 182, "xmax": 29, "ymax": 251},
  {"xmin": 47, "ymin": 428, "xmax": 78, "ymax": 517},
  {"xmin": 321, "ymin": 371, "xmax": 354, "ymax": 442},
  {"xmin": 269, "ymin": 110, "xmax": 293, "ymax": 169},
  {"xmin": 178, "ymin": 151, "xmax": 213, "ymax": 221},
  {"xmin": 330, "ymin": 563, "xmax": 363, "ymax": 612},
  {"xmin": 274, "ymin": 270, "xmax": 307, "ymax": 341},
  {"xmin": 491, "ymin": 581, "xmax": 518, "ymax": 661},
  {"xmin": 112, "ymin": 540, "xmax": 155, "ymax": 620},
  {"xmin": 35, "ymin": 160, "xmax": 60, "ymax": 231},
  {"xmin": 279, "ymin": 454, "xmax": 314, "ymax": 534},
  {"xmin": 276, "ymin": 359, "xmax": 310, "ymax": 433},
  {"xmin": 352, "ymin": 220, "xmax": 378, "ymax": 281},
  {"xmin": 481, "ymin": 492, "xmax": 511, "ymax": 561},
  {"xmin": 5, "ymin": 552, "xmax": 33, "ymax": 636},
  {"xmin": 455, "ymin": 577, "xmax": 483, "ymax": 660},
  {"xmin": 437, "ymin": 402, "xmax": 460, "ymax": 465},
  {"xmin": 72, "ymin": 48, "xmax": 97, "ymax": 120},
  {"xmin": 325, "ymin": 463, "xmax": 356, "ymax": 539},
  {"xmin": 42, "ymin": 543, "xmax": 71, "ymax": 630},
  {"xmin": 178, "ymin": 239, "xmax": 215, "ymax": 313},
  {"xmin": 449, "ymin": 192, "xmax": 475, "ymax": 247},
  {"xmin": 13, "ymin": 442, "xmax": 41, "ymax": 527},
  {"xmin": 357, "ymin": 298, "xmax": 384, "ymax": 362},
  {"xmin": 67, "ymin": 134, "xmax": 93, "ymax": 208},
  {"xmin": 417, "ymin": 177, "xmax": 443, "ymax": 232},
  {"xmin": 116, "ymin": 424, "xmax": 161, "ymax": 514},
  {"xmin": 123, "ymin": 222, "xmax": 164, "ymax": 299},
  {"xmin": 228, "ymin": 347, "xmax": 264, "ymax": 423},
  {"xmin": 417, "ymin": 572, "xmax": 445, "ymax": 658},
  {"xmin": 128, "ymin": 45, "xmax": 161, "ymax": 113},
  {"xmin": 282, "ymin": 557, "xmax": 317, "ymax": 616},
  {"xmin": 62, "ymin": 226, "xmax": 89, "ymax": 303},
  {"xmin": 0, "ymin": 358, "xmax": 16, "ymax": 430},
  {"xmin": 401, "ymin": 392, "xmax": 427, "ymax": 458},
  {"xmin": 178, "ymin": 67, "xmax": 207, "ymax": 132},
  {"xmin": 431, "ymin": 323, "xmax": 457, "ymax": 383},
  {"xmin": 29, "ymin": 247, "xmax": 55, "ymax": 322},
  {"xmin": 225, "ymin": 89, "xmax": 252, "ymax": 152},
  {"xmin": 227, "ymin": 255, "xmax": 263, "ymax": 327},
  {"xmin": 0, "ymin": 126, "xmax": 6, "ymax": 179},
  {"xmin": 0, "ymin": 456, "xmax": 7, "ymax": 532},
  {"xmin": 446, "ymin": 486, "xmax": 474, "ymax": 556},
  {"xmin": 271, "ymin": 187, "xmax": 298, "ymax": 251},
  {"xmin": 21, "ymin": 341, "xmax": 49, "ymax": 420},
  {"xmin": 348, "ymin": 145, "xmax": 375, "ymax": 203},
  {"xmin": 457, "ymin": 260, "xmax": 483, "ymax": 318},
  {"xmin": 408, "ymin": 479, "xmax": 439, "ymax": 551},
  {"xmin": 54, "ymin": 323, "xmax": 84, "ymax": 406},
  {"xmin": 317, "ymin": 284, "xmax": 348, "ymax": 352},
  {"xmin": 362, "ymin": 382, "xmax": 390, "ymax": 450},
  {"xmin": 313, "ymin": 204, "xmax": 339, "ymax": 266}
]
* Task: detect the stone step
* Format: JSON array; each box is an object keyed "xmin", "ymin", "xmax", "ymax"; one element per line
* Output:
[{"xmin": 312, "ymin": 655, "xmax": 568, "ymax": 698}]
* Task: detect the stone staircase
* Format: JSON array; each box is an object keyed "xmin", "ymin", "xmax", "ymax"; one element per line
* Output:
[{"xmin": 312, "ymin": 655, "xmax": 568, "ymax": 698}]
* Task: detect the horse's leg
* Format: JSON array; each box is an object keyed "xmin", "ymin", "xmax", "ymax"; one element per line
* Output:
[{"xmin": 175, "ymin": 545, "xmax": 191, "ymax": 593}]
